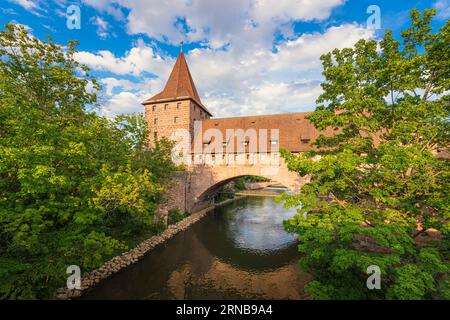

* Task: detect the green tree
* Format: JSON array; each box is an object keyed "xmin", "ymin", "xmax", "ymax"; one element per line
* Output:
[
  {"xmin": 0, "ymin": 24, "xmax": 175, "ymax": 299},
  {"xmin": 281, "ymin": 9, "xmax": 449, "ymax": 300}
]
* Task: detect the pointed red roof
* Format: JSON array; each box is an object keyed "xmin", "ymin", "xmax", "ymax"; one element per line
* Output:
[{"xmin": 143, "ymin": 52, "xmax": 211, "ymax": 115}]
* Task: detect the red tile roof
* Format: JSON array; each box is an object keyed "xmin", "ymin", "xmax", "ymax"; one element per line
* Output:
[
  {"xmin": 199, "ymin": 112, "xmax": 337, "ymax": 153},
  {"xmin": 143, "ymin": 52, "xmax": 212, "ymax": 115}
]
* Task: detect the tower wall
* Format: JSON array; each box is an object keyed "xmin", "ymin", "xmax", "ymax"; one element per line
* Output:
[
  {"xmin": 145, "ymin": 99, "xmax": 210, "ymax": 146},
  {"xmin": 145, "ymin": 99, "xmax": 191, "ymax": 145}
]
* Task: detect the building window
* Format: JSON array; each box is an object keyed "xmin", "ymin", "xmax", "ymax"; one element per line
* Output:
[
  {"xmin": 154, "ymin": 132, "xmax": 158, "ymax": 140},
  {"xmin": 154, "ymin": 118, "xmax": 158, "ymax": 124},
  {"xmin": 177, "ymin": 102, "xmax": 181, "ymax": 109},
  {"xmin": 152, "ymin": 105, "xmax": 156, "ymax": 112},
  {"xmin": 174, "ymin": 116, "xmax": 178, "ymax": 123},
  {"xmin": 164, "ymin": 104, "xmax": 168, "ymax": 110},
  {"xmin": 300, "ymin": 135, "xmax": 310, "ymax": 144}
]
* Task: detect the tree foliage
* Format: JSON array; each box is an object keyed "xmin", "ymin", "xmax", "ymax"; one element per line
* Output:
[
  {"xmin": 0, "ymin": 24, "xmax": 176, "ymax": 299},
  {"xmin": 282, "ymin": 9, "xmax": 449, "ymax": 300}
]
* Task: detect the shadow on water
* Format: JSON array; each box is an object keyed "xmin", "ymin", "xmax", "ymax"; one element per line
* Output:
[{"xmin": 82, "ymin": 195, "xmax": 310, "ymax": 300}]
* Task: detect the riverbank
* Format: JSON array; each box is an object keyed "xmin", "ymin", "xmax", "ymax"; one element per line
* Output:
[
  {"xmin": 54, "ymin": 196, "xmax": 247, "ymax": 299},
  {"xmin": 236, "ymin": 190, "xmax": 284, "ymax": 197}
]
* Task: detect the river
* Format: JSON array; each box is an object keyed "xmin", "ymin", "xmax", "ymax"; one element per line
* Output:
[{"xmin": 82, "ymin": 195, "xmax": 310, "ymax": 299}]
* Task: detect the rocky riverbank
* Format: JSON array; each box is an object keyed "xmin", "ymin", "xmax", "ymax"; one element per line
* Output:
[{"xmin": 54, "ymin": 196, "xmax": 246, "ymax": 300}]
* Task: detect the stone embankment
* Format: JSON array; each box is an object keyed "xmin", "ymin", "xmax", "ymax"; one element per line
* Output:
[{"xmin": 54, "ymin": 196, "xmax": 246, "ymax": 300}]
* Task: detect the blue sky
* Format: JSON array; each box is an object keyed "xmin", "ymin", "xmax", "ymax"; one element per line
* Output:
[{"xmin": 1, "ymin": 0, "xmax": 449, "ymax": 118}]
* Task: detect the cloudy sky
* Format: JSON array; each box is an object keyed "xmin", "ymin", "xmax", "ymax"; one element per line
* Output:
[{"xmin": 1, "ymin": 0, "xmax": 448, "ymax": 118}]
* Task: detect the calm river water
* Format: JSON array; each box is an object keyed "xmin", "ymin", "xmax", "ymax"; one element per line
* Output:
[{"xmin": 83, "ymin": 196, "xmax": 310, "ymax": 299}]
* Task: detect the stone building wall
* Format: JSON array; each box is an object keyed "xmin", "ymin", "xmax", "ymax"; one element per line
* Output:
[{"xmin": 156, "ymin": 171, "xmax": 190, "ymax": 224}]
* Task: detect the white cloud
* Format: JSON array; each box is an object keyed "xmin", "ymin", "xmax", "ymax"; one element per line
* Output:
[
  {"xmin": 1, "ymin": 7, "xmax": 17, "ymax": 15},
  {"xmin": 99, "ymin": 91, "xmax": 148, "ymax": 118},
  {"xmin": 81, "ymin": 22, "xmax": 374, "ymax": 118},
  {"xmin": 82, "ymin": 0, "xmax": 346, "ymax": 51},
  {"xmin": 185, "ymin": 23, "xmax": 374, "ymax": 117},
  {"xmin": 7, "ymin": 0, "xmax": 46, "ymax": 16},
  {"xmin": 7, "ymin": 0, "xmax": 39, "ymax": 10},
  {"xmin": 81, "ymin": 0, "xmax": 125, "ymax": 20},
  {"xmin": 96, "ymin": 77, "xmax": 164, "ymax": 118},
  {"xmin": 91, "ymin": 16, "xmax": 111, "ymax": 39},
  {"xmin": 434, "ymin": 0, "xmax": 450, "ymax": 19},
  {"xmin": 250, "ymin": 0, "xmax": 345, "ymax": 23},
  {"xmin": 74, "ymin": 39, "xmax": 173, "ymax": 76}
]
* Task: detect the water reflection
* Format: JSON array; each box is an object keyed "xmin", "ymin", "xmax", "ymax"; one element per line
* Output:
[
  {"xmin": 225, "ymin": 197, "xmax": 297, "ymax": 252},
  {"xmin": 82, "ymin": 196, "xmax": 309, "ymax": 300}
]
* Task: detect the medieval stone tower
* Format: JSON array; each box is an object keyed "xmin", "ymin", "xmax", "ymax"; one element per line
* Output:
[{"xmin": 142, "ymin": 51, "xmax": 212, "ymax": 146}]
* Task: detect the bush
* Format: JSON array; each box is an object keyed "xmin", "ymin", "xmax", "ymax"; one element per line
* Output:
[
  {"xmin": 167, "ymin": 208, "xmax": 190, "ymax": 225},
  {"xmin": 233, "ymin": 178, "xmax": 246, "ymax": 190}
]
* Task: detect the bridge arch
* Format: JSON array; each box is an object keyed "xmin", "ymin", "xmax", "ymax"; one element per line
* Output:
[
  {"xmin": 187, "ymin": 157, "xmax": 309, "ymax": 211},
  {"xmin": 195, "ymin": 174, "xmax": 290, "ymax": 203}
]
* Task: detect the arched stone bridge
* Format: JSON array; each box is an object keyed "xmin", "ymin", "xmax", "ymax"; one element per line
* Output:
[{"xmin": 159, "ymin": 153, "xmax": 309, "ymax": 215}]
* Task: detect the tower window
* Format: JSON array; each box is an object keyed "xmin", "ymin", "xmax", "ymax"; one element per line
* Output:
[
  {"xmin": 154, "ymin": 118, "xmax": 158, "ymax": 124},
  {"xmin": 174, "ymin": 116, "xmax": 179, "ymax": 123},
  {"xmin": 300, "ymin": 134, "xmax": 310, "ymax": 144},
  {"xmin": 152, "ymin": 105, "xmax": 156, "ymax": 112}
]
